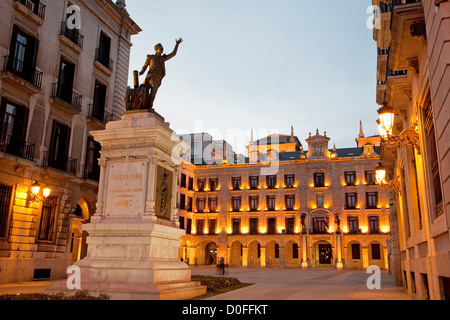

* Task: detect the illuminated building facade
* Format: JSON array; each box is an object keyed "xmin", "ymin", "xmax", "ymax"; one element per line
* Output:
[
  {"xmin": 0, "ymin": 0, "xmax": 140, "ymax": 284},
  {"xmin": 178, "ymin": 128, "xmax": 391, "ymax": 270},
  {"xmin": 372, "ymin": 0, "xmax": 450, "ymax": 299}
]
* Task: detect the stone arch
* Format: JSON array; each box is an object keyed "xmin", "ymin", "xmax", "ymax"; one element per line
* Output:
[
  {"xmin": 67, "ymin": 196, "xmax": 97, "ymax": 266},
  {"xmin": 247, "ymin": 240, "xmax": 261, "ymax": 267},
  {"xmin": 312, "ymin": 240, "xmax": 333, "ymax": 268},
  {"xmin": 285, "ymin": 240, "xmax": 300, "ymax": 268},
  {"xmin": 346, "ymin": 240, "xmax": 363, "ymax": 269},
  {"xmin": 195, "ymin": 241, "xmax": 218, "ymax": 266},
  {"xmin": 229, "ymin": 240, "xmax": 243, "ymax": 267},
  {"xmin": 368, "ymin": 240, "xmax": 385, "ymax": 269},
  {"xmin": 266, "ymin": 240, "xmax": 280, "ymax": 268}
]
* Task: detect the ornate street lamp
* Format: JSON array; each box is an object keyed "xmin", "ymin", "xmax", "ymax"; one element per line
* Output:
[
  {"xmin": 375, "ymin": 162, "xmax": 401, "ymax": 193},
  {"xmin": 377, "ymin": 102, "xmax": 421, "ymax": 154},
  {"xmin": 26, "ymin": 181, "xmax": 51, "ymax": 207}
]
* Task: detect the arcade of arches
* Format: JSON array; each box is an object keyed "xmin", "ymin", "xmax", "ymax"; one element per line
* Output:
[{"xmin": 180, "ymin": 234, "xmax": 388, "ymax": 270}]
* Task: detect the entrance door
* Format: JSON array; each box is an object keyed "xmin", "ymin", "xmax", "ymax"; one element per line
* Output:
[
  {"xmin": 319, "ymin": 244, "xmax": 332, "ymax": 264},
  {"xmin": 205, "ymin": 242, "xmax": 217, "ymax": 265}
]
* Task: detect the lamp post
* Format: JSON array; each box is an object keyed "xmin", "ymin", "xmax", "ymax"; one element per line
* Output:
[{"xmin": 376, "ymin": 102, "xmax": 421, "ymax": 154}]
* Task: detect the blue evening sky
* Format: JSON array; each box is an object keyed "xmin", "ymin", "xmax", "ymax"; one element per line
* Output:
[{"xmin": 125, "ymin": 0, "xmax": 379, "ymax": 155}]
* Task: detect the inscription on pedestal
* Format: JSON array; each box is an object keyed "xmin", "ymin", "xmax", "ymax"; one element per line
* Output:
[{"xmin": 105, "ymin": 161, "xmax": 146, "ymax": 217}]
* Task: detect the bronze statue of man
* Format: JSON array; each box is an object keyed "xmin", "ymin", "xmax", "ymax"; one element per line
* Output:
[{"xmin": 139, "ymin": 38, "xmax": 183, "ymax": 109}]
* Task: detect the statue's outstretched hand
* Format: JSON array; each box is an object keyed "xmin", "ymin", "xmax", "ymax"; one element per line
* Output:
[{"xmin": 176, "ymin": 38, "xmax": 183, "ymax": 45}]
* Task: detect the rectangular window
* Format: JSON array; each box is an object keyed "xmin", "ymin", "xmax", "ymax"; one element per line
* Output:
[
  {"xmin": 187, "ymin": 197, "xmax": 193, "ymax": 212},
  {"xmin": 313, "ymin": 217, "xmax": 329, "ymax": 234},
  {"xmin": 423, "ymin": 98, "xmax": 443, "ymax": 217},
  {"xmin": 371, "ymin": 243, "xmax": 381, "ymax": 260},
  {"xmin": 56, "ymin": 57, "xmax": 75, "ymax": 104},
  {"xmin": 179, "ymin": 193, "xmax": 186, "ymax": 210},
  {"xmin": 196, "ymin": 219, "xmax": 204, "ymax": 235},
  {"xmin": 345, "ymin": 172, "xmax": 356, "ymax": 186},
  {"xmin": 196, "ymin": 198, "xmax": 205, "ymax": 213},
  {"xmin": 232, "ymin": 218, "xmax": 240, "ymax": 234},
  {"xmin": 369, "ymin": 216, "xmax": 379, "ymax": 234},
  {"xmin": 286, "ymin": 217, "xmax": 295, "ymax": 234},
  {"xmin": 84, "ymin": 136, "xmax": 100, "ymax": 181},
  {"xmin": 249, "ymin": 176, "xmax": 259, "ymax": 190},
  {"xmin": 365, "ymin": 171, "xmax": 375, "ymax": 185},
  {"xmin": 197, "ymin": 179, "xmax": 205, "ymax": 192},
  {"xmin": 232, "ymin": 177, "xmax": 241, "ymax": 190},
  {"xmin": 186, "ymin": 218, "xmax": 192, "ymax": 234},
  {"xmin": 208, "ymin": 197, "xmax": 217, "ymax": 212},
  {"xmin": 232, "ymin": 197, "xmax": 241, "ymax": 212},
  {"xmin": 266, "ymin": 196, "xmax": 275, "ymax": 211},
  {"xmin": 285, "ymin": 195, "xmax": 295, "ymax": 211},
  {"xmin": 366, "ymin": 192, "xmax": 378, "ymax": 209},
  {"xmin": 0, "ymin": 99, "xmax": 30, "ymax": 159},
  {"xmin": 285, "ymin": 175, "xmax": 295, "ymax": 188},
  {"xmin": 348, "ymin": 216, "xmax": 359, "ymax": 233},
  {"xmin": 208, "ymin": 219, "xmax": 216, "ymax": 235},
  {"xmin": 209, "ymin": 178, "xmax": 218, "ymax": 191},
  {"xmin": 267, "ymin": 217, "xmax": 277, "ymax": 234},
  {"xmin": 267, "ymin": 175, "xmax": 277, "ymax": 189},
  {"xmin": 48, "ymin": 121, "xmax": 71, "ymax": 172},
  {"xmin": 293, "ymin": 243, "xmax": 299, "ymax": 259},
  {"xmin": 0, "ymin": 184, "xmax": 13, "ymax": 238},
  {"xmin": 345, "ymin": 193, "xmax": 357, "ymax": 209},
  {"xmin": 249, "ymin": 196, "xmax": 259, "ymax": 211},
  {"xmin": 249, "ymin": 218, "xmax": 258, "ymax": 234},
  {"xmin": 96, "ymin": 32, "xmax": 112, "ymax": 69},
  {"xmin": 180, "ymin": 173, "xmax": 186, "ymax": 188},
  {"xmin": 7, "ymin": 25, "xmax": 40, "ymax": 85},
  {"xmin": 91, "ymin": 81, "xmax": 107, "ymax": 122},
  {"xmin": 38, "ymin": 196, "xmax": 58, "ymax": 241},
  {"xmin": 314, "ymin": 173, "xmax": 325, "ymax": 187},
  {"xmin": 188, "ymin": 177, "xmax": 194, "ymax": 191},
  {"xmin": 351, "ymin": 243, "xmax": 361, "ymax": 259},
  {"xmin": 316, "ymin": 194, "xmax": 324, "ymax": 208}
]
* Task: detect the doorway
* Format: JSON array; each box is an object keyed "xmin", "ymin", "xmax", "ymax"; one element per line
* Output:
[
  {"xmin": 205, "ymin": 242, "xmax": 217, "ymax": 265},
  {"xmin": 319, "ymin": 244, "xmax": 333, "ymax": 264}
]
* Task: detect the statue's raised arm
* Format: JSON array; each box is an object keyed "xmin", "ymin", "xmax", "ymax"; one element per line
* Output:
[{"xmin": 165, "ymin": 38, "xmax": 183, "ymax": 61}]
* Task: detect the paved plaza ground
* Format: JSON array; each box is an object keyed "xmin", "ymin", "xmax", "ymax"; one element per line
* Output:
[
  {"xmin": 191, "ymin": 267, "xmax": 410, "ymax": 300},
  {"xmin": 0, "ymin": 267, "xmax": 409, "ymax": 300}
]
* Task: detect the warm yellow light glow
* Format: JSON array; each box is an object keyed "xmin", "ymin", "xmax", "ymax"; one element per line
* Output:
[
  {"xmin": 342, "ymin": 226, "xmax": 349, "ymax": 233},
  {"xmin": 31, "ymin": 182, "xmax": 40, "ymax": 196},
  {"xmin": 381, "ymin": 226, "xmax": 390, "ymax": 233},
  {"xmin": 241, "ymin": 227, "xmax": 249, "ymax": 234},
  {"xmin": 361, "ymin": 227, "xmax": 368, "ymax": 234},
  {"xmin": 375, "ymin": 162, "xmax": 387, "ymax": 184},
  {"xmin": 277, "ymin": 227, "xmax": 284, "ymax": 234},
  {"xmin": 377, "ymin": 103, "xmax": 395, "ymax": 139},
  {"xmin": 259, "ymin": 227, "xmax": 267, "ymax": 234},
  {"xmin": 43, "ymin": 187, "xmax": 51, "ymax": 198}
]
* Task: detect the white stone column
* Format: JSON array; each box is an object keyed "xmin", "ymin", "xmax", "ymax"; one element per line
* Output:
[
  {"xmin": 143, "ymin": 155, "xmax": 157, "ymax": 222},
  {"xmin": 301, "ymin": 234, "xmax": 309, "ymax": 269},
  {"xmin": 92, "ymin": 158, "xmax": 107, "ymax": 222}
]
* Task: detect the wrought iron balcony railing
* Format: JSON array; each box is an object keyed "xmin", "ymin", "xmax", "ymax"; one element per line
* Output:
[
  {"xmin": 51, "ymin": 82, "xmax": 82, "ymax": 110},
  {"xmin": 95, "ymin": 48, "xmax": 114, "ymax": 72},
  {"xmin": 0, "ymin": 133, "xmax": 35, "ymax": 161},
  {"xmin": 60, "ymin": 22, "xmax": 84, "ymax": 49},
  {"xmin": 42, "ymin": 151, "xmax": 77, "ymax": 175},
  {"xmin": 15, "ymin": 0, "xmax": 46, "ymax": 20},
  {"xmin": 3, "ymin": 55, "xmax": 43, "ymax": 88}
]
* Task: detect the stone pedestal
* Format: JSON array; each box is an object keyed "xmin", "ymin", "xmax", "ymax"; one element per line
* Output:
[{"xmin": 67, "ymin": 111, "xmax": 205, "ymax": 300}]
